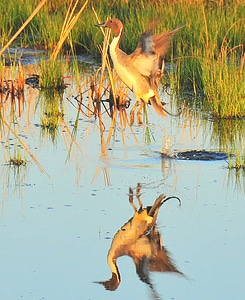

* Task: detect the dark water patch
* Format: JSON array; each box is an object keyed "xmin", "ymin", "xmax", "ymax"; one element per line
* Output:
[
  {"xmin": 161, "ymin": 150, "xmax": 228, "ymax": 161},
  {"xmin": 25, "ymin": 74, "xmax": 39, "ymax": 88}
]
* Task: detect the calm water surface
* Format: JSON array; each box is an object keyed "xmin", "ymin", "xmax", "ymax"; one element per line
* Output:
[{"xmin": 0, "ymin": 60, "xmax": 244, "ymax": 300}]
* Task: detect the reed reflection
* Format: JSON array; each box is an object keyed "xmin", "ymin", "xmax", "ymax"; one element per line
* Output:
[
  {"xmin": 97, "ymin": 184, "xmax": 183, "ymax": 293},
  {"xmin": 39, "ymin": 89, "xmax": 64, "ymax": 143}
]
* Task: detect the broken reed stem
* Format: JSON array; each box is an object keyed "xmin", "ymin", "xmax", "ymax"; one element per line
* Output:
[
  {"xmin": 17, "ymin": 61, "xmax": 25, "ymax": 92},
  {"xmin": 0, "ymin": 0, "xmax": 48, "ymax": 57},
  {"xmin": 51, "ymin": 0, "xmax": 88, "ymax": 61}
]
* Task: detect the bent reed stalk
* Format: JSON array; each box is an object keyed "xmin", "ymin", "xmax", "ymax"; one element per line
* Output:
[
  {"xmin": 0, "ymin": 0, "xmax": 48, "ymax": 57},
  {"xmin": 51, "ymin": 0, "xmax": 88, "ymax": 61}
]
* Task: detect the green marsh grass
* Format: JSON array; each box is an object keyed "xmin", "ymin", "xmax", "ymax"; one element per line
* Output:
[
  {"xmin": 201, "ymin": 50, "xmax": 245, "ymax": 118},
  {"xmin": 1, "ymin": 0, "xmax": 244, "ymax": 117},
  {"xmin": 227, "ymin": 153, "xmax": 245, "ymax": 170},
  {"xmin": 0, "ymin": 0, "xmax": 48, "ymax": 55},
  {"xmin": 1, "ymin": 0, "xmax": 244, "ymax": 150}
]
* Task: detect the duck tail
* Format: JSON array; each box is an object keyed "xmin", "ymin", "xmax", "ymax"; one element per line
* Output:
[
  {"xmin": 149, "ymin": 96, "xmax": 167, "ymax": 117},
  {"xmin": 150, "ymin": 95, "xmax": 181, "ymax": 117},
  {"xmin": 148, "ymin": 194, "xmax": 181, "ymax": 217},
  {"xmin": 148, "ymin": 195, "xmax": 166, "ymax": 217}
]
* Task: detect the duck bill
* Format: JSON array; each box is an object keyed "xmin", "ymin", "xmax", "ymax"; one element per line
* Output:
[{"xmin": 95, "ymin": 22, "xmax": 106, "ymax": 27}]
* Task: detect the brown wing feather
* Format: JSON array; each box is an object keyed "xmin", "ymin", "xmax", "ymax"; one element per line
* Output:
[
  {"xmin": 153, "ymin": 26, "xmax": 184, "ymax": 58},
  {"xmin": 130, "ymin": 25, "xmax": 183, "ymax": 76}
]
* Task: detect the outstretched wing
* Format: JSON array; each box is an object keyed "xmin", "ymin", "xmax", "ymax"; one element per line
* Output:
[
  {"xmin": 129, "ymin": 28, "xmax": 159, "ymax": 77},
  {"xmin": 129, "ymin": 23, "xmax": 183, "ymax": 77}
]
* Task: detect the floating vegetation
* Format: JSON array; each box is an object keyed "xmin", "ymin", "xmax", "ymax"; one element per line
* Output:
[
  {"xmin": 5, "ymin": 142, "xmax": 27, "ymax": 167},
  {"xmin": 9, "ymin": 155, "xmax": 27, "ymax": 167},
  {"xmin": 227, "ymin": 154, "xmax": 245, "ymax": 171}
]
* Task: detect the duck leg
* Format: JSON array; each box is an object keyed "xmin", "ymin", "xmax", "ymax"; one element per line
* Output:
[
  {"xmin": 137, "ymin": 101, "xmax": 145, "ymax": 125},
  {"xmin": 130, "ymin": 101, "xmax": 139, "ymax": 125},
  {"xmin": 129, "ymin": 187, "xmax": 137, "ymax": 212},
  {"xmin": 136, "ymin": 183, "xmax": 143, "ymax": 210}
]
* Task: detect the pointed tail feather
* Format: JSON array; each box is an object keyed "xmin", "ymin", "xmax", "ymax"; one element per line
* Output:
[
  {"xmin": 150, "ymin": 96, "xmax": 167, "ymax": 117},
  {"xmin": 148, "ymin": 195, "xmax": 181, "ymax": 217},
  {"xmin": 150, "ymin": 96, "xmax": 182, "ymax": 117}
]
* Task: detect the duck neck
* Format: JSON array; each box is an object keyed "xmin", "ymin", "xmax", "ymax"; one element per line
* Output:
[
  {"xmin": 110, "ymin": 27, "xmax": 123, "ymax": 51},
  {"xmin": 108, "ymin": 253, "xmax": 120, "ymax": 284},
  {"xmin": 100, "ymin": 254, "xmax": 120, "ymax": 291}
]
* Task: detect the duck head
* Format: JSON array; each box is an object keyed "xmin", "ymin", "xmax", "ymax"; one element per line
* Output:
[{"xmin": 95, "ymin": 18, "xmax": 124, "ymax": 37}]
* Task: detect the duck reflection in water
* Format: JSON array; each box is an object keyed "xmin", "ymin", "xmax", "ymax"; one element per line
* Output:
[{"xmin": 97, "ymin": 184, "xmax": 183, "ymax": 292}]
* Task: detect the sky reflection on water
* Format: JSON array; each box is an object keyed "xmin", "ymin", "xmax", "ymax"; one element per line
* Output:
[{"xmin": 0, "ymin": 63, "xmax": 245, "ymax": 300}]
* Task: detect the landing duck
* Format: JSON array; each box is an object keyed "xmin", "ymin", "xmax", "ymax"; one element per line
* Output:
[{"xmin": 96, "ymin": 18, "xmax": 182, "ymax": 119}]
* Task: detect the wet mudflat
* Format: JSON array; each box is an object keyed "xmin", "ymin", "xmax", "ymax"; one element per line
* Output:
[{"xmin": 0, "ymin": 58, "xmax": 245, "ymax": 300}]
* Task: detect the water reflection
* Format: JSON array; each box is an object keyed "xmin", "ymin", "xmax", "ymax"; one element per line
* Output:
[
  {"xmin": 97, "ymin": 184, "xmax": 183, "ymax": 296},
  {"xmin": 39, "ymin": 89, "xmax": 64, "ymax": 142}
]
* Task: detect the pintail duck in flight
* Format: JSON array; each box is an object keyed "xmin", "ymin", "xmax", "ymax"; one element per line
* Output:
[
  {"xmin": 96, "ymin": 185, "xmax": 182, "ymax": 291},
  {"xmin": 96, "ymin": 18, "xmax": 183, "ymax": 121}
]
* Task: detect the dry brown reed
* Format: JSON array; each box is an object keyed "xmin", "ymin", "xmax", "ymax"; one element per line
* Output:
[
  {"xmin": 0, "ymin": 61, "xmax": 25, "ymax": 119},
  {"xmin": 51, "ymin": 0, "xmax": 89, "ymax": 61},
  {"xmin": 91, "ymin": 167, "xmax": 111, "ymax": 186}
]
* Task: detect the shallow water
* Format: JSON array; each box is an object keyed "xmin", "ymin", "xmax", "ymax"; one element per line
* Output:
[{"xmin": 0, "ymin": 59, "xmax": 245, "ymax": 300}]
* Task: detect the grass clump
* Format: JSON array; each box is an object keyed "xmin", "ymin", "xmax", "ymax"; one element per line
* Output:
[
  {"xmin": 7, "ymin": 145, "xmax": 27, "ymax": 167},
  {"xmin": 39, "ymin": 59, "xmax": 68, "ymax": 90},
  {"xmin": 9, "ymin": 155, "xmax": 27, "ymax": 167}
]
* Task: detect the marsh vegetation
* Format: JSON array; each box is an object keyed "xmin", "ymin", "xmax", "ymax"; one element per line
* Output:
[{"xmin": 0, "ymin": 0, "xmax": 244, "ymax": 170}]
